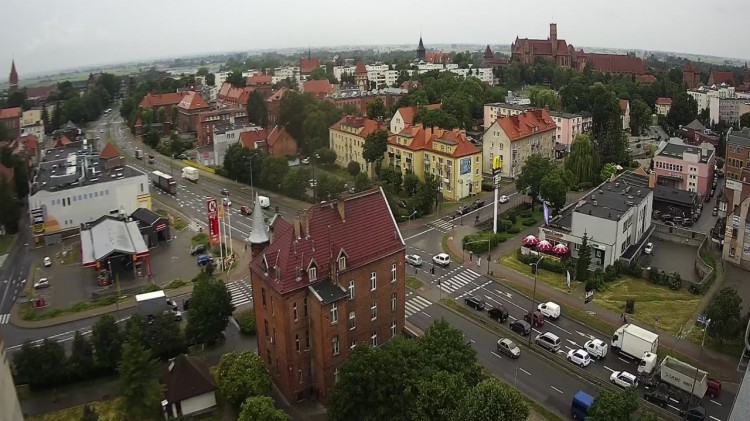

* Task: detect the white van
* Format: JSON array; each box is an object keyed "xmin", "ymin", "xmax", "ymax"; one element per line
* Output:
[
  {"xmin": 538, "ymin": 302, "xmax": 561, "ymax": 320},
  {"xmin": 258, "ymin": 196, "xmax": 270, "ymax": 209}
]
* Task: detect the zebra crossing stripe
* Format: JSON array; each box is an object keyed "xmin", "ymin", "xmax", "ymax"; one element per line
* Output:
[
  {"xmin": 0, "ymin": 314, "xmax": 10, "ymax": 324},
  {"xmin": 405, "ymin": 296, "xmax": 432, "ymax": 316}
]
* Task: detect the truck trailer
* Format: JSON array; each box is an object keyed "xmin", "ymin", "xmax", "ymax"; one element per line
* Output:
[
  {"xmin": 181, "ymin": 167, "xmax": 199, "ymax": 183},
  {"xmin": 150, "ymin": 170, "xmax": 177, "ymax": 194},
  {"xmin": 611, "ymin": 323, "xmax": 659, "ymax": 362},
  {"xmin": 135, "ymin": 290, "xmax": 167, "ymax": 317},
  {"xmin": 641, "ymin": 355, "xmax": 721, "ymax": 400}
]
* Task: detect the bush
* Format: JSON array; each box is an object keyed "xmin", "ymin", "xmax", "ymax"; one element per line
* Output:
[
  {"xmin": 520, "ymin": 210, "xmax": 532, "ymax": 218},
  {"xmin": 669, "ymin": 272, "xmax": 683, "ymax": 290},
  {"xmin": 506, "ymin": 212, "xmax": 517, "ymax": 224},
  {"xmin": 625, "ymin": 298, "xmax": 636, "ymax": 314},
  {"xmin": 624, "ymin": 262, "xmax": 642, "ymax": 278},
  {"xmin": 71, "ymin": 302, "xmax": 91, "ymax": 312},
  {"xmin": 347, "ymin": 161, "xmax": 361, "ymax": 177},
  {"xmin": 235, "ymin": 310, "xmax": 256, "ymax": 336},
  {"xmin": 576, "ymin": 182, "xmax": 594, "ymax": 191},
  {"xmin": 507, "ymin": 226, "xmax": 520, "ymax": 234},
  {"xmin": 521, "ymin": 217, "xmax": 537, "ymax": 226},
  {"xmin": 142, "ymin": 283, "xmax": 162, "ymax": 293},
  {"xmin": 516, "ymin": 250, "xmax": 567, "ymax": 274},
  {"xmin": 192, "ymin": 233, "xmax": 209, "ymax": 247},
  {"xmin": 165, "ymin": 279, "xmax": 188, "ymax": 290},
  {"xmin": 462, "ymin": 232, "xmax": 507, "ymax": 254},
  {"xmin": 94, "ymin": 295, "xmax": 118, "ymax": 306},
  {"xmin": 499, "ymin": 219, "xmax": 512, "ymax": 231},
  {"xmin": 482, "ymin": 180, "xmax": 494, "ymax": 191}
]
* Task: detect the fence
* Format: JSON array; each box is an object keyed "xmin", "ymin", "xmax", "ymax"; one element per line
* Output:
[
  {"xmin": 181, "ymin": 159, "xmax": 216, "ymax": 174},
  {"xmin": 651, "ymin": 222, "xmax": 715, "ymax": 290}
]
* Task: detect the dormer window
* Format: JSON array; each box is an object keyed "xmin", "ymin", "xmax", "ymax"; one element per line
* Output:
[
  {"xmin": 338, "ymin": 256, "xmax": 346, "ymax": 271},
  {"xmin": 308, "ymin": 266, "xmax": 317, "ymax": 281}
]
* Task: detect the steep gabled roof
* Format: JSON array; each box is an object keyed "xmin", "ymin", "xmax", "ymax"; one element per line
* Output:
[
  {"xmin": 586, "ymin": 53, "xmax": 645, "ymax": 75},
  {"xmin": 299, "ymin": 58, "xmax": 320, "ymax": 74},
  {"xmin": 99, "ymin": 142, "xmax": 120, "ymax": 160},
  {"xmin": 267, "ymin": 88, "xmax": 288, "ymax": 102},
  {"xmin": 330, "ymin": 116, "xmax": 384, "ymax": 138},
  {"xmin": 684, "ymin": 119, "xmax": 706, "ymax": 132},
  {"xmin": 177, "ymin": 91, "xmax": 210, "ymax": 110},
  {"xmin": 239, "ymin": 129, "xmax": 268, "ymax": 148},
  {"xmin": 302, "ymin": 79, "xmax": 336, "ymax": 96},
  {"xmin": 139, "ymin": 92, "xmax": 185, "ymax": 108},
  {"xmin": 218, "ymin": 83, "xmax": 254, "ymax": 106},
  {"xmin": 656, "ymin": 97, "xmax": 672, "ymax": 106},
  {"xmin": 246, "ymin": 74, "xmax": 272, "ymax": 85},
  {"xmin": 162, "ymin": 354, "xmax": 217, "ymax": 404},
  {"xmin": 495, "ymin": 109, "xmax": 557, "ymax": 142},
  {"xmin": 394, "ymin": 104, "xmax": 441, "ymax": 127},
  {"xmin": 267, "ymin": 125, "xmax": 295, "ymax": 147},
  {"xmin": 0, "ymin": 107, "xmax": 22, "ymax": 119},
  {"xmin": 708, "ymin": 70, "xmax": 735, "ymax": 86}
]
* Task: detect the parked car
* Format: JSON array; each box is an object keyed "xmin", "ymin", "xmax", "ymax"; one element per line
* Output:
[
  {"xmin": 221, "ymin": 188, "xmax": 229, "ymax": 196},
  {"xmin": 643, "ymin": 391, "xmax": 669, "ymax": 408},
  {"xmin": 197, "ymin": 254, "xmax": 213, "ymax": 266},
  {"xmin": 661, "ymin": 214, "xmax": 673, "ymax": 222},
  {"xmin": 682, "ymin": 219, "xmax": 694, "ymax": 228},
  {"xmin": 465, "ymin": 296, "xmax": 486, "ymax": 311},
  {"xmin": 432, "ymin": 253, "xmax": 451, "ymax": 267},
  {"xmin": 405, "ymin": 254, "xmax": 423, "ymax": 266},
  {"xmin": 535, "ymin": 332, "xmax": 561, "ymax": 352},
  {"xmin": 652, "ymin": 210, "xmax": 662, "ymax": 220},
  {"xmin": 177, "ymin": 153, "xmax": 188, "ymax": 160},
  {"xmin": 510, "ymin": 320, "xmax": 532, "ymax": 336},
  {"xmin": 496, "ymin": 338, "xmax": 521, "ymax": 359},
  {"xmin": 610, "ymin": 371, "xmax": 638, "ymax": 388},
  {"xmin": 498, "ymin": 195, "xmax": 510, "ymax": 204},
  {"xmin": 673, "ymin": 216, "xmax": 683, "ymax": 225},
  {"xmin": 473, "ymin": 199, "xmax": 486, "ymax": 209},
  {"xmin": 567, "ymin": 349, "xmax": 592, "ymax": 367},
  {"xmin": 643, "ymin": 242, "xmax": 654, "ymax": 255},
  {"xmin": 524, "ymin": 310, "xmax": 545, "ymax": 327},
  {"xmin": 222, "ymin": 197, "xmax": 232, "ymax": 207},
  {"xmin": 240, "ymin": 206, "xmax": 252, "ymax": 216},
  {"xmin": 537, "ymin": 302, "xmax": 560, "ymax": 320},
  {"xmin": 665, "ymin": 221, "xmax": 676, "ymax": 227},
  {"xmin": 190, "ymin": 244, "xmax": 207, "ymax": 256},
  {"xmin": 43, "ymin": 256, "xmax": 52, "ymax": 267},
  {"xmin": 682, "ymin": 406, "xmax": 706, "ymax": 421},
  {"xmin": 164, "ymin": 309, "xmax": 183, "ymax": 321},
  {"xmin": 455, "ymin": 205, "xmax": 470, "ymax": 216},
  {"xmin": 712, "ymin": 207, "xmax": 719, "ymax": 216},
  {"xmin": 33, "ymin": 278, "xmax": 50, "ymax": 289},
  {"xmin": 301, "ymin": 157, "xmax": 310, "ymax": 165},
  {"xmin": 487, "ymin": 305, "xmax": 509, "ymax": 322},
  {"xmin": 166, "ymin": 298, "xmax": 178, "ymax": 311}
]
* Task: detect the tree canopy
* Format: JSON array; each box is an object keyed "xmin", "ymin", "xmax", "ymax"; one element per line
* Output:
[
  {"xmin": 247, "ymin": 91, "xmax": 268, "ymax": 127},
  {"xmin": 238, "ymin": 396, "xmax": 289, "ymax": 421},
  {"xmin": 667, "ymin": 91, "xmax": 698, "ymax": 129},
  {"xmin": 118, "ymin": 339, "xmax": 163, "ymax": 419},
  {"xmin": 362, "ymin": 129, "xmax": 389, "ymax": 172},
  {"xmin": 705, "ymin": 287, "xmax": 744, "ymax": 344},
  {"xmin": 515, "ymin": 154, "xmax": 555, "ymax": 205},
  {"xmin": 185, "ymin": 275, "xmax": 235, "ymax": 345},
  {"xmin": 217, "ymin": 351, "xmax": 272, "ymax": 408},
  {"xmin": 587, "ymin": 388, "xmax": 640, "ymax": 421},
  {"xmin": 565, "ymin": 133, "xmax": 599, "ymax": 185}
]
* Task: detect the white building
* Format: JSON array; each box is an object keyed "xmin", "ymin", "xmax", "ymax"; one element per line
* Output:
[
  {"xmin": 688, "ymin": 84, "xmax": 736, "ymax": 113},
  {"xmin": 539, "ymin": 170, "xmax": 654, "ymax": 268},
  {"xmin": 271, "ymin": 66, "xmax": 301, "ymax": 86},
  {"xmin": 28, "ymin": 142, "xmax": 151, "ymax": 244},
  {"xmin": 211, "ymin": 124, "xmax": 261, "ymax": 167},
  {"xmin": 214, "ymin": 71, "xmax": 231, "ymax": 88},
  {"xmin": 709, "ymin": 96, "xmax": 749, "ymax": 126},
  {"xmin": 483, "ymin": 102, "xmax": 533, "ymax": 129},
  {"xmin": 21, "ymin": 109, "xmax": 45, "ymax": 141}
]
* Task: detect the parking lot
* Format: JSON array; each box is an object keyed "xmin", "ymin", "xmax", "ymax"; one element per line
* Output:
[{"xmin": 639, "ymin": 239, "xmax": 698, "ymax": 283}]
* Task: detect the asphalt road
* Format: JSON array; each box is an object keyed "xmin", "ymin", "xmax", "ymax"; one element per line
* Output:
[{"xmin": 0, "ymin": 217, "xmax": 33, "ymax": 325}]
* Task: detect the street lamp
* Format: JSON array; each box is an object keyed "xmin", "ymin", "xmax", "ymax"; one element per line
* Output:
[
  {"xmin": 402, "ymin": 210, "xmax": 417, "ymax": 223},
  {"xmin": 689, "ymin": 318, "xmax": 711, "ymax": 408},
  {"xmin": 528, "ymin": 255, "xmax": 544, "ymax": 346}
]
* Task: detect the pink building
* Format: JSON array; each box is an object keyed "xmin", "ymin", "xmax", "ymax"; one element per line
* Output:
[
  {"xmin": 653, "ymin": 140, "xmax": 715, "ymax": 197},
  {"xmin": 548, "ymin": 111, "xmax": 593, "ymax": 150}
]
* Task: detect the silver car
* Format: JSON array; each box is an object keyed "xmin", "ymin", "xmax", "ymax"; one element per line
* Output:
[
  {"xmin": 497, "ymin": 338, "xmax": 520, "ymax": 359},
  {"xmin": 406, "ymin": 254, "xmax": 423, "ymax": 266}
]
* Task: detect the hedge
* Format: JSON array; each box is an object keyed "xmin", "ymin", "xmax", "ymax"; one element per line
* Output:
[
  {"xmin": 463, "ymin": 232, "xmax": 507, "ymax": 254},
  {"xmin": 516, "ymin": 249, "xmax": 568, "ymax": 274},
  {"xmin": 235, "ymin": 310, "xmax": 257, "ymax": 336}
]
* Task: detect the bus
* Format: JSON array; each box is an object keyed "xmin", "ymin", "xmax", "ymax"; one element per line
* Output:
[{"xmin": 571, "ymin": 390, "xmax": 594, "ymax": 420}]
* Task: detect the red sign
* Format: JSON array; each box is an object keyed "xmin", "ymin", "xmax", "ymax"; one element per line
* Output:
[{"xmin": 207, "ymin": 198, "xmax": 220, "ymax": 246}]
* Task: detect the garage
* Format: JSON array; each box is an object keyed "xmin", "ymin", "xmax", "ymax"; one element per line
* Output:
[{"xmin": 131, "ymin": 207, "xmax": 171, "ymax": 247}]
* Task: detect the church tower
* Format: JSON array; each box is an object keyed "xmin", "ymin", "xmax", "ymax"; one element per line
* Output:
[
  {"xmin": 354, "ymin": 61, "xmax": 368, "ymax": 92},
  {"xmin": 417, "ymin": 36, "xmax": 426, "ymax": 61},
  {"xmin": 9, "ymin": 60, "xmax": 18, "ymax": 94}
]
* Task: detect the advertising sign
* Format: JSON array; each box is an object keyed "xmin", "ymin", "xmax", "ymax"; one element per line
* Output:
[
  {"xmin": 207, "ymin": 198, "xmax": 220, "ymax": 246},
  {"xmin": 31, "ymin": 208, "xmax": 45, "ymax": 235},
  {"xmin": 460, "ymin": 157, "xmax": 471, "ymax": 175}
]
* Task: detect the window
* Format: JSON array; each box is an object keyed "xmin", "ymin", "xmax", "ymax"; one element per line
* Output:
[
  {"xmin": 264, "ymin": 320, "xmax": 269, "ymax": 340},
  {"xmin": 262, "ymin": 288, "xmax": 267, "ymax": 307},
  {"xmin": 304, "ymin": 298, "xmax": 308, "ymax": 317},
  {"xmin": 349, "ymin": 280, "xmax": 355, "ymax": 300},
  {"xmin": 391, "ymin": 263, "xmax": 397, "ymax": 283},
  {"xmin": 308, "ymin": 266, "xmax": 317, "ymax": 281},
  {"xmin": 306, "ymin": 330, "xmax": 310, "ymax": 349},
  {"xmin": 293, "ymin": 303, "xmax": 298, "ymax": 321},
  {"xmin": 271, "ymin": 297, "xmax": 275, "ymax": 315},
  {"xmin": 349, "ymin": 311, "xmax": 356, "ymax": 330},
  {"xmin": 298, "ymin": 369, "xmax": 303, "ymax": 384},
  {"xmin": 370, "ymin": 271, "xmax": 377, "ymax": 290},
  {"xmin": 371, "ymin": 331, "xmax": 378, "ymax": 346},
  {"xmin": 391, "ymin": 321, "xmax": 397, "ymax": 338},
  {"xmin": 332, "ymin": 335, "xmax": 340, "ymax": 356},
  {"xmin": 295, "ymin": 334, "xmax": 300, "ymax": 352},
  {"xmin": 331, "ymin": 302, "xmax": 338, "ymax": 324},
  {"xmin": 391, "ymin": 292, "xmax": 397, "ymax": 312},
  {"xmin": 338, "ymin": 256, "xmax": 346, "ymax": 271},
  {"xmin": 371, "ymin": 301, "xmax": 377, "ymax": 320}
]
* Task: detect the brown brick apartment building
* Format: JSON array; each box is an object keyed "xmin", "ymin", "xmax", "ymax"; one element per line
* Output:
[
  {"xmin": 196, "ymin": 107, "xmax": 248, "ymax": 146},
  {"xmin": 247, "ymin": 188, "xmax": 406, "ymax": 404}
]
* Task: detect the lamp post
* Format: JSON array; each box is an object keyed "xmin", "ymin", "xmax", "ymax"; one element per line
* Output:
[
  {"xmin": 402, "ymin": 210, "xmax": 417, "ymax": 223},
  {"xmin": 689, "ymin": 318, "xmax": 711, "ymax": 408},
  {"xmin": 528, "ymin": 255, "xmax": 544, "ymax": 346}
]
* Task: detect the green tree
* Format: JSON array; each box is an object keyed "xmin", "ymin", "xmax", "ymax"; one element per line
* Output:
[
  {"xmin": 185, "ymin": 276, "xmax": 235, "ymax": 345},
  {"xmin": 6, "ymin": 91, "xmax": 27, "ymax": 109},
  {"xmin": 353, "ymin": 172, "xmax": 372, "ymax": 192},
  {"xmin": 309, "ymin": 67, "xmax": 328, "ymax": 81},
  {"xmin": 419, "ymin": 319, "xmax": 480, "ymax": 386},
  {"xmin": 600, "ymin": 162, "xmax": 619, "ymax": 181},
  {"xmin": 529, "ymin": 87, "xmax": 560, "ymax": 110},
  {"xmin": 414, "ymin": 108, "xmax": 459, "ymax": 130},
  {"xmin": 259, "ymin": 156, "xmax": 290, "ymax": 189},
  {"xmin": 206, "ymin": 73, "xmax": 216, "ymax": 86},
  {"xmin": 347, "ymin": 161, "xmax": 361, "ymax": 176},
  {"xmin": 119, "ymin": 340, "xmax": 163, "ymax": 419},
  {"xmin": 247, "ymin": 91, "xmax": 268, "ymax": 127},
  {"xmin": 238, "ymin": 396, "xmax": 289, "ymax": 421},
  {"xmin": 217, "ymin": 351, "xmax": 271, "ymax": 408},
  {"xmin": 740, "ymin": 112, "xmax": 750, "ymax": 128},
  {"xmin": 403, "ymin": 171, "xmax": 420, "ymax": 196},
  {"xmin": 278, "ymin": 91, "xmax": 315, "ymax": 144},
  {"xmin": 515, "ymin": 154, "xmax": 554, "ymax": 207},
  {"xmin": 366, "ymin": 97, "xmax": 387, "ymax": 120},
  {"xmin": 629, "ymin": 98, "xmax": 652, "ymax": 135},
  {"xmin": 13, "ymin": 339, "xmax": 67, "ymax": 390},
  {"xmin": 453, "ymin": 378, "xmax": 530, "ymax": 421},
  {"xmin": 667, "ymin": 91, "xmax": 698, "ymax": 129},
  {"xmin": 68, "ymin": 331, "xmax": 95, "ymax": 381},
  {"xmin": 0, "ymin": 175, "xmax": 21, "ymax": 234},
  {"xmin": 226, "ymin": 68, "xmax": 246, "ymax": 87},
  {"xmin": 144, "ymin": 127, "xmax": 161, "ymax": 148},
  {"xmin": 281, "ymin": 167, "xmax": 311, "ymax": 199},
  {"xmin": 145, "ymin": 312, "xmax": 186, "ymax": 361},
  {"xmin": 91, "ymin": 314, "xmax": 123, "ymax": 372},
  {"xmin": 362, "ymin": 129, "xmax": 389, "ymax": 173},
  {"xmin": 565, "ymin": 133, "xmax": 599, "ymax": 184},
  {"xmin": 196, "ymin": 67, "xmax": 210, "ymax": 77},
  {"xmin": 316, "ymin": 173, "xmax": 346, "ymax": 201},
  {"xmin": 587, "ymin": 388, "xmax": 639, "ymax": 421},
  {"xmin": 314, "ymin": 147, "xmax": 337, "ymax": 166},
  {"xmin": 705, "ymin": 287, "xmax": 744, "ymax": 344},
  {"xmin": 413, "ymin": 371, "xmax": 467, "ymax": 421},
  {"xmin": 540, "ymin": 169, "xmax": 568, "ymax": 210},
  {"xmin": 576, "ymin": 232, "xmax": 592, "ymax": 282}
]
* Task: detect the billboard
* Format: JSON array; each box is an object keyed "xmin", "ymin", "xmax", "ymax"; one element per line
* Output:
[
  {"xmin": 207, "ymin": 198, "xmax": 220, "ymax": 246},
  {"xmin": 31, "ymin": 208, "xmax": 45, "ymax": 235},
  {"xmin": 460, "ymin": 157, "xmax": 471, "ymax": 175}
]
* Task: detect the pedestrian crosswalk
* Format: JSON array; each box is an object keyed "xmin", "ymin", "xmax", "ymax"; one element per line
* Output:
[
  {"xmin": 227, "ymin": 280, "xmax": 253, "ymax": 307},
  {"xmin": 428, "ymin": 218, "xmax": 455, "ymax": 233},
  {"xmin": 0, "ymin": 313, "xmax": 9, "ymax": 324},
  {"xmin": 405, "ymin": 293, "xmax": 432, "ymax": 317},
  {"xmin": 438, "ymin": 268, "xmax": 481, "ymax": 294}
]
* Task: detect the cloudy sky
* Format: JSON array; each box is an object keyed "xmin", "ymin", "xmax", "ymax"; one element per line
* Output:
[{"xmin": 2, "ymin": 0, "xmax": 747, "ymax": 77}]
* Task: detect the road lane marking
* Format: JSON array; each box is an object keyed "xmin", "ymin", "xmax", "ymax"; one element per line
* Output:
[
  {"xmin": 618, "ymin": 357, "xmax": 629, "ymax": 363},
  {"xmin": 491, "ymin": 351, "xmax": 503, "ymax": 359},
  {"xmin": 403, "ymin": 229, "xmax": 434, "ymax": 241},
  {"xmin": 566, "ymin": 339, "xmax": 579, "ymax": 347},
  {"xmin": 602, "ymin": 366, "xmax": 616, "ymax": 372},
  {"xmin": 519, "ymin": 368, "xmax": 531, "ymax": 376},
  {"xmin": 421, "ymin": 311, "xmax": 432, "ymax": 318},
  {"xmin": 550, "ymin": 386, "xmax": 563, "ymax": 394},
  {"xmin": 710, "ymin": 400, "xmax": 721, "ymax": 406},
  {"xmin": 708, "ymin": 416, "xmax": 721, "ymax": 421},
  {"xmin": 546, "ymin": 321, "xmax": 571, "ymax": 335}
]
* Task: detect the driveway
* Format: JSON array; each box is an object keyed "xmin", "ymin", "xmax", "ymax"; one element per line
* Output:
[{"xmin": 639, "ymin": 239, "xmax": 698, "ymax": 283}]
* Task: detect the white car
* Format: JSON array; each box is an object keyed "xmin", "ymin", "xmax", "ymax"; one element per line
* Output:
[
  {"xmin": 610, "ymin": 371, "xmax": 638, "ymax": 388},
  {"xmin": 644, "ymin": 242, "xmax": 654, "ymax": 255},
  {"xmin": 406, "ymin": 254, "xmax": 423, "ymax": 266},
  {"xmin": 567, "ymin": 349, "xmax": 591, "ymax": 367},
  {"xmin": 43, "ymin": 256, "xmax": 52, "ymax": 267},
  {"xmin": 537, "ymin": 302, "xmax": 561, "ymax": 320},
  {"xmin": 301, "ymin": 157, "xmax": 310, "ymax": 165},
  {"xmin": 33, "ymin": 278, "xmax": 50, "ymax": 289},
  {"xmin": 584, "ymin": 338, "xmax": 608, "ymax": 360},
  {"xmin": 309, "ymin": 179, "xmax": 318, "ymax": 187},
  {"xmin": 498, "ymin": 195, "xmax": 510, "ymax": 204},
  {"xmin": 222, "ymin": 197, "xmax": 232, "ymax": 207},
  {"xmin": 432, "ymin": 253, "xmax": 451, "ymax": 267}
]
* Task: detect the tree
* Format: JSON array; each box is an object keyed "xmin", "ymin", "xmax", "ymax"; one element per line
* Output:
[
  {"xmin": 362, "ymin": 130, "xmax": 389, "ymax": 173},
  {"xmin": 281, "ymin": 167, "xmax": 310, "ymax": 199},
  {"xmin": 206, "ymin": 73, "xmax": 216, "ymax": 86},
  {"xmin": 366, "ymin": 98, "xmax": 387, "ymax": 120},
  {"xmin": 565, "ymin": 133, "xmax": 598, "ymax": 184},
  {"xmin": 226, "ymin": 69, "xmax": 246, "ymax": 87},
  {"xmin": 629, "ymin": 98, "xmax": 652, "ymax": 135},
  {"xmin": 185, "ymin": 276, "xmax": 235, "ymax": 345},
  {"xmin": 540, "ymin": 169, "xmax": 568, "ymax": 210},
  {"xmin": 145, "ymin": 312, "xmax": 186, "ymax": 361},
  {"xmin": 238, "ymin": 396, "xmax": 289, "ymax": 421},
  {"xmin": 91, "ymin": 314, "xmax": 123, "ymax": 372},
  {"xmin": 515, "ymin": 154, "xmax": 554, "ymax": 206},
  {"xmin": 587, "ymin": 388, "xmax": 639, "ymax": 421},
  {"xmin": 529, "ymin": 87, "xmax": 559, "ymax": 110},
  {"xmin": 119, "ymin": 340, "xmax": 163, "ymax": 419},
  {"xmin": 13, "ymin": 339, "xmax": 66, "ymax": 390},
  {"xmin": 217, "ymin": 351, "xmax": 271, "ymax": 408},
  {"xmin": 740, "ymin": 112, "xmax": 750, "ymax": 128},
  {"xmin": 576, "ymin": 232, "xmax": 592, "ymax": 282},
  {"xmin": 419, "ymin": 319, "xmax": 480, "ymax": 386},
  {"xmin": 314, "ymin": 147, "xmax": 337, "ymax": 166},
  {"xmin": 196, "ymin": 67, "xmax": 210, "ymax": 77},
  {"xmin": 247, "ymin": 91, "xmax": 268, "ymax": 127},
  {"xmin": 412, "ymin": 371, "xmax": 467, "ymax": 421},
  {"xmin": 353, "ymin": 172, "xmax": 372, "ymax": 192},
  {"xmin": 347, "ymin": 161, "xmax": 361, "ymax": 177},
  {"xmin": 0, "ymin": 175, "xmax": 21, "ymax": 234},
  {"xmin": 403, "ymin": 171, "xmax": 420, "ymax": 196},
  {"xmin": 705, "ymin": 287, "xmax": 743, "ymax": 344},
  {"xmin": 68, "ymin": 331, "xmax": 95, "ymax": 381},
  {"xmin": 600, "ymin": 162, "xmax": 619, "ymax": 181},
  {"xmin": 315, "ymin": 173, "xmax": 345, "ymax": 202},
  {"xmin": 259, "ymin": 156, "xmax": 290, "ymax": 190},
  {"xmin": 278, "ymin": 91, "xmax": 315, "ymax": 144},
  {"xmin": 144, "ymin": 127, "xmax": 161, "ymax": 148},
  {"xmin": 453, "ymin": 378, "xmax": 530, "ymax": 421},
  {"xmin": 414, "ymin": 108, "xmax": 459, "ymax": 130},
  {"xmin": 667, "ymin": 91, "xmax": 698, "ymax": 129}
]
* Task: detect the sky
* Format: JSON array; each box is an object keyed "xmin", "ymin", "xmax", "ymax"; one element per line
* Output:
[{"xmin": 2, "ymin": 0, "xmax": 748, "ymax": 78}]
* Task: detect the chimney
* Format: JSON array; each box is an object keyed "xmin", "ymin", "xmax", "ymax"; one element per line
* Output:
[
  {"xmin": 300, "ymin": 212, "xmax": 310, "ymax": 238},
  {"xmin": 337, "ymin": 198, "xmax": 345, "ymax": 222},
  {"xmin": 294, "ymin": 213, "xmax": 302, "ymax": 240}
]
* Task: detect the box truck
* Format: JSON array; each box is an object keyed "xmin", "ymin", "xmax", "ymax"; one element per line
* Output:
[
  {"xmin": 151, "ymin": 170, "xmax": 177, "ymax": 194},
  {"xmin": 135, "ymin": 290, "xmax": 167, "ymax": 317},
  {"xmin": 258, "ymin": 195, "xmax": 270, "ymax": 209},
  {"xmin": 135, "ymin": 149, "xmax": 143, "ymax": 160},
  {"xmin": 611, "ymin": 323, "xmax": 659, "ymax": 361},
  {"xmin": 641, "ymin": 355, "xmax": 721, "ymax": 400},
  {"xmin": 181, "ymin": 167, "xmax": 199, "ymax": 183}
]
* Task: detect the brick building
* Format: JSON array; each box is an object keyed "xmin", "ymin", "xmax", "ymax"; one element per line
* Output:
[
  {"xmin": 246, "ymin": 74, "xmax": 274, "ymax": 99},
  {"xmin": 266, "ymin": 88, "xmax": 288, "ymax": 128},
  {"xmin": 241, "ymin": 125, "xmax": 298, "ymax": 157},
  {"xmin": 0, "ymin": 107, "xmax": 22, "ymax": 140},
  {"xmin": 138, "ymin": 92, "xmax": 186, "ymax": 115},
  {"xmin": 683, "ymin": 61, "xmax": 702, "ymax": 89},
  {"xmin": 217, "ymin": 83, "xmax": 254, "ymax": 108},
  {"xmin": 196, "ymin": 107, "xmax": 248, "ymax": 147},
  {"xmin": 176, "ymin": 92, "xmax": 210, "ymax": 133},
  {"xmin": 247, "ymin": 188, "xmax": 406, "ymax": 404},
  {"xmin": 326, "ymin": 90, "xmax": 403, "ymax": 117}
]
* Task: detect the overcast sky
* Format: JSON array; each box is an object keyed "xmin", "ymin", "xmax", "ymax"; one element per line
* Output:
[{"xmin": 2, "ymin": 0, "xmax": 747, "ymax": 78}]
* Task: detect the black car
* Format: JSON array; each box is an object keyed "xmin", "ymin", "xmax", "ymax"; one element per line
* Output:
[
  {"xmin": 456, "ymin": 205, "xmax": 470, "ymax": 216},
  {"xmin": 487, "ymin": 305, "xmax": 509, "ymax": 322},
  {"xmin": 682, "ymin": 219, "xmax": 694, "ymax": 228},
  {"xmin": 472, "ymin": 199, "xmax": 486, "ymax": 210},
  {"xmin": 661, "ymin": 214, "xmax": 673, "ymax": 222},
  {"xmin": 682, "ymin": 406, "xmax": 706, "ymax": 421},
  {"xmin": 652, "ymin": 210, "xmax": 662, "ymax": 220},
  {"xmin": 643, "ymin": 391, "xmax": 669, "ymax": 408},
  {"xmin": 221, "ymin": 188, "xmax": 229, "ymax": 196},
  {"xmin": 190, "ymin": 244, "xmax": 207, "ymax": 255},
  {"xmin": 465, "ymin": 296, "xmax": 485, "ymax": 311},
  {"xmin": 510, "ymin": 320, "xmax": 532, "ymax": 336}
]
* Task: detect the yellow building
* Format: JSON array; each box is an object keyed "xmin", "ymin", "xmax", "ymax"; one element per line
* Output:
[
  {"xmin": 329, "ymin": 115, "xmax": 385, "ymax": 176},
  {"xmin": 387, "ymin": 125, "xmax": 482, "ymax": 201}
]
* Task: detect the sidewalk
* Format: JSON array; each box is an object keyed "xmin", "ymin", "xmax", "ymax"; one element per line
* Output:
[{"xmin": 442, "ymin": 213, "xmax": 741, "ymax": 381}]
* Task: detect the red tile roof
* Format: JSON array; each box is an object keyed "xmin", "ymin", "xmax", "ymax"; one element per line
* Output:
[
  {"xmin": 299, "ymin": 58, "xmax": 320, "ymax": 74},
  {"xmin": 302, "ymin": 80, "xmax": 336, "ymax": 97},
  {"xmin": 25, "ymin": 85, "xmax": 56, "ymax": 101},
  {"xmin": 267, "ymin": 125, "xmax": 290, "ymax": 148},
  {"xmin": 636, "ymin": 74, "xmax": 657, "ymax": 84},
  {"xmin": 139, "ymin": 92, "xmax": 185, "ymax": 108},
  {"xmin": 177, "ymin": 91, "xmax": 210, "ymax": 110},
  {"xmin": 586, "ymin": 53, "xmax": 645, "ymax": 75},
  {"xmin": 0, "ymin": 107, "xmax": 22, "ymax": 119},
  {"xmin": 620, "ymin": 99, "xmax": 630, "ymax": 112},
  {"xmin": 100, "ymin": 142, "xmax": 121, "ymax": 160},
  {"xmin": 249, "ymin": 188, "xmax": 404, "ymax": 294},
  {"xmin": 496, "ymin": 109, "xmax": 557, "ymax": 142},
  {"xmin": 267, "ymin": 88, "xmax": 288, "ymax": 103},
  {"xmin": 218, "ymin": 83, "xmax": 254, "ymax": 106},
  {"xmin": 391, "ymin": 125, "xmax": 479, "ymax": 158},
  {"xmin": 246, "ymin": 74, "xmax": 272, "ymax": 85},
  {"xmin": 355, "ymin": 61, "xmax": 367, "ymax": 74},
  {"xmin": 395, "ymin": 104, "xmax": 441, "ymax": 127},
  {"xmin": 656, "ymin": 97, "xmax": 672, "ymax": 105},
  {"xmin": 708, "ymin": 70, "xmax": 735, "ymax": 86},
  {"xmin": 330, "ymin": 116, "xmax": 384, "ymax": 138},
  {"xmin": 239, "ymin": 129, "xmax": 268, "ymax": 149}
]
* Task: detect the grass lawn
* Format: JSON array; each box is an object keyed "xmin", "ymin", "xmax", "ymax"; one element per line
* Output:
[
  {"xmin": 500, "ymin": 253, "xmax": 574, "ymax": 291},
  {"xmin": 0, "ymin": 234, "xmax": 15, "ymax": 254},
  {"xmin": 594, "ymin": 277, "xmax": 700, "ymax": 336},
  {"xmin": 442, "ymin": 233, "xmax": 464, "ymax": 264},
  {"xmin": 61, "ymin": 247, "xmax": 81, "ymax": 265},
  {"xmin": 406, "ymin": 276, "xmax": 424, "ymax": 289},
  {"xmin": 685, "ymin": 326, "xmax": 746, "ymax": 359}
]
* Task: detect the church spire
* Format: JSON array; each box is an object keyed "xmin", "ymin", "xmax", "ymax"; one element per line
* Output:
[
  {"xmin": 9, "ymin": 59, "xmax": 18, "ymax": 94},
  {"xmin": 416, "ymin": 35, "xmax": 426, "ymax": 61},
  {"xmin": 248, "ymin": 194, "xmax": 270, "ymax": 256}
]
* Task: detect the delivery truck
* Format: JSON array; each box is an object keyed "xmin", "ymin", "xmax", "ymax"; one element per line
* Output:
[
  {"xmin": 611, "ymin": 323, "xmax": 659, "ymax": 362},
  {"xmin": 641, "ymin": 355, "xmax": 721, "ymax": 401},
  {"xmin": 135, "ymin": 149, "xmax": 144, "ymax": 160},
  {"xmin": 151, "ymin": 170, "xmax": 177, "ymax": 194},
  {"xmin": 135, "ymin": 290, "xmax": 167, "ymax": 317},
  {"xmin": 181, "ymin": 167, "xmax": 199, "ymax": 183}
]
